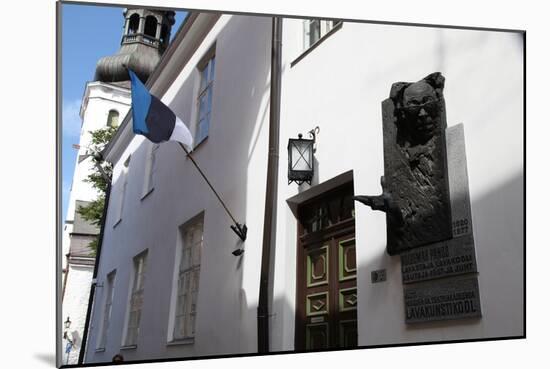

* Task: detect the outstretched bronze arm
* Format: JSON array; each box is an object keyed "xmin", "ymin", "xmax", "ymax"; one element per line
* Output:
[
  {"xmin": 353, "ymin": 194, "xmax": 386, "ymax": 211},
  {"xmin": 352, "ymin": 176, "xmax": 404, "ymax": 226}
]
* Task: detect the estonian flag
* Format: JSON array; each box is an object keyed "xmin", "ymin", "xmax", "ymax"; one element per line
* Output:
[{"xmin": 128, "ymin": 69, "xmax": 193, "ymax": 149}]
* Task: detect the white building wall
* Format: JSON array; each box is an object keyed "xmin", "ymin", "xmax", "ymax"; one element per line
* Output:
[
  {"xmin": 271, "ymin": 19, "xmax": 523, "ymax": 349},
  {"xmin": 62, "ymin": 83, "xmax": 131, "ymax": 272},
  {"xmin": 62, "ymin": 83, "xmax": 131, "ymax": 365},
  {"xmin": 64, "ymin": 83, "xmax": 131, "ymax": 225},
  {"xmin": 85, "ymin": 14, "xmax": 272, "ymax": 363},
  {"xmin": 61, "ymin": 264, "xmax": 94, "ymax": 365},
  {"xmin": 84, "ymin": 15, "xmax": 523, "ymax": 362}
]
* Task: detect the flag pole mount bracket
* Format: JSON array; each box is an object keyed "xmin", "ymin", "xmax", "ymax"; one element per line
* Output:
[{"xmin": 230, "ymin": 223, "xmax": 248, "ymax": 242}]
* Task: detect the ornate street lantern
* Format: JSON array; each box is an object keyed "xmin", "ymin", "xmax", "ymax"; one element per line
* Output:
[
  {"xmin": 63, "ymin": 316, "xmax": 74, "ymax": 364},
  {"xmin": 64, "ymin": 316, "xmax": 72, "ymax": 330},
  {"xmin": 287, "ymin": 127, "xmax": 318, "ymax": 185}
]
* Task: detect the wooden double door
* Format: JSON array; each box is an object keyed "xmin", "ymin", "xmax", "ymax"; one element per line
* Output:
[{"xmin": 295, "ymin": 183, "xmax": 358, "ymax": 350}]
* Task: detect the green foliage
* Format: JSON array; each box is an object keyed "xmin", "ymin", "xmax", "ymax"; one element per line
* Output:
[
  {"xmin": 87, "ymin": 238, "xmax": 99, "ymax": 255},
  {"xmin": 76, "ymin": 126, "xmax": 117, "ymax": 256},
  {"xmin": 77, "ymin": 194, "xmax": 106, "ymax": 227}
]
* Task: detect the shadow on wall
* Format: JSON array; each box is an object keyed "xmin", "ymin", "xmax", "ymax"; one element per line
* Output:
[
  {"xmin": 85, "ymin": 171, "xmax": 523, "ymax": 364},
  {"xmin": 469, "ymin": 172, "xmax": 524, "ymax": 335},
  {"xmin": 356, "ymin": 171, "xmax": 524, "ymax": 342},
  {"xmin": 70, "ymin": 330, "xmax": 82, "ymax": 350}
]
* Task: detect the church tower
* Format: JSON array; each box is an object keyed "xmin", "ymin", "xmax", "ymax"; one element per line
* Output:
[
  {"xmin": 61, "ymin": 8, "xmax": 175, "ymax": 365},
  {"xmin": 95, "ymin": 8, "xmax": 176, "ymax": 83}
]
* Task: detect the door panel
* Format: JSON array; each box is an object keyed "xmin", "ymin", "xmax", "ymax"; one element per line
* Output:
[{"xmin": 295, "ymin": 183, "xmax": 357, "ymax": 350}]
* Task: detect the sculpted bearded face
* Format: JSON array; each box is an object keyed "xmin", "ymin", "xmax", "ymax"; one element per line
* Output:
[{"xmin": 401, "ymin": 81, "xmax": 440, "ymax": 141}]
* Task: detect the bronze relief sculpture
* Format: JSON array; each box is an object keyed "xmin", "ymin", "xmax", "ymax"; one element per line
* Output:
[{"xmin": 354, "ymin": 73, "xmax": 453, "ymax": 255}]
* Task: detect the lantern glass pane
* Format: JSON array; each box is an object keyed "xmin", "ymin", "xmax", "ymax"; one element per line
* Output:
[{"xmin": 291, "ymin": 141, "xmax": 312, "ymax": 171}]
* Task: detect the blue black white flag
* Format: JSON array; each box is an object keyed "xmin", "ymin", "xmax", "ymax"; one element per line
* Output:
[{"xmin": 128, "ymin": 69, "xmax": 193, "ymax": 149}]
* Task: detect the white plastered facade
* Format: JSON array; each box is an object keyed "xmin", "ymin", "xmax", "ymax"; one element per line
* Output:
[
  {"xmin": 84, "ymin": 14, "xmax": 523, "ymax": 363},
  {"xmin": 62, "ymin": 82, "xmax": 131, "ymax": 365}
]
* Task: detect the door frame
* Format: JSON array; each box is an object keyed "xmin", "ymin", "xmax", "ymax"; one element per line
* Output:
[{"xmin": 294, "ymin": 183, "xmax": 356, "ymax": 351}]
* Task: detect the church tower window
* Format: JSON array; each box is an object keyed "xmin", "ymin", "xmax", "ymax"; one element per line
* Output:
[
  {"xmin": 128, "ymin": 13, "xmax": 140, "ymax": 34},
  {"xmin": 107, "ymin": 110, "xmax": 119, "ymax": 128},
  {"xmin": 144, "ymin": 16, "xmax": 157, "ymax": 39}
]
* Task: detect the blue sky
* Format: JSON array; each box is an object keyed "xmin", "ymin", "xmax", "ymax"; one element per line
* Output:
[{"xmin": 62, "ymin": 3, "xmax": 186, "ymax": 222}]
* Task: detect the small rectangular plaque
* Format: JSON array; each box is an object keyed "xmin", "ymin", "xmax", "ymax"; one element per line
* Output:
[
  {"xmin": 404, "ymin": 275, "xmax": 482, "ymax": 323},
  {"xmin": 371, "ymin": 269, "xmax": 387, "ymax": 283},
  {"xmin": 401, "ymin": 234, "xmax": 477, "ymax": 284}
]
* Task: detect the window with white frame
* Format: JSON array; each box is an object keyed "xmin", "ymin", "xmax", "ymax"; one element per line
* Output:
[
  {"xmin": 173, "ymin": 216, "xmax": 203, "ymax": 340},
  {"xmin": 113, "ymin": 156, "xmax": 130, "ymax": 226},
  {"xmin": 142, "ymin": 143, "xmax": 159, "ymax": 197},
  {"xmin": 303, "ymin": 19, "xmax": 341, "ymax": 50},
  {"xmin": 124, "ymin": 251, "xmax": 148, "ymax": 347},
  {"xmin": 98, "ymin": 271, "xmax": 116, "ymax": 350},
  {"xmin": 195, "ymin": 49, "xmax": 216, "ymax": 145}
]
